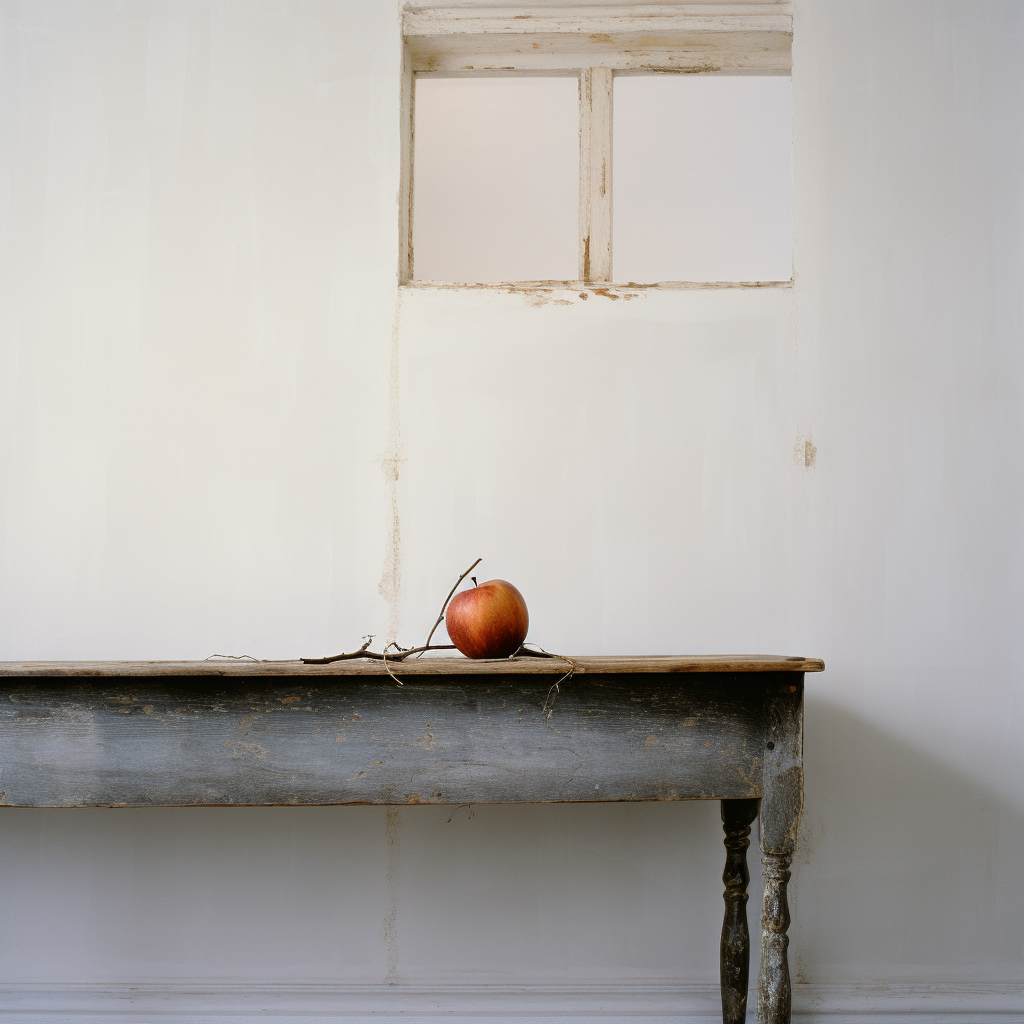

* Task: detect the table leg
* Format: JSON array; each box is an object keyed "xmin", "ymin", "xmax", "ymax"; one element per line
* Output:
[
  {"xmin": 758, "ymin": 851, "xmax": 793, "ymax": 1024},
  {"xmin": 721, "ymin": 798, "xmax": 759, "ymax": 1024},
  {"xmin": 757, "ymin": 677, "xmax": 803, "ymax": 1024}
]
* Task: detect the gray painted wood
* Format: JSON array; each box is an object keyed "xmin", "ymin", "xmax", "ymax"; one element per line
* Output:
[
  {"xmin": 759, "ymin": 851, "xmax": 793, "ymax": 1024},
  {"xmin": 757, "ymin": 680, "xmax": 803, "ymax": 1024},
  {"xmin": 721, "ymin": 798, "xmax": 758, "ymax": 1024},
  {"xmin": 0, "ymin": 673, "xmax": 775, "ymax": 808},
  {"xmin": 758, "ymin": 679, "xmax": 804, "ymax": 853},
  {"xmin": 0, "ymin": 659, "xmax": 812, "ymax": 1024}
]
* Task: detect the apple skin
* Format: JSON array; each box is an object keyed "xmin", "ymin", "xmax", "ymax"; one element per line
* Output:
[{"xmin": 445, "ymin": 579, "xmax": 529, "ymax": 659}]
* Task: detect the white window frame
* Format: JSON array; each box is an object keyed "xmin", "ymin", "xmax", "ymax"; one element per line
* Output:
[{"xmin": 400, "ymin": 3, "xmax": 793, "ymax": 289}]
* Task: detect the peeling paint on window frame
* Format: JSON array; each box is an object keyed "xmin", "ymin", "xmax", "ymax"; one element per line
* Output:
[{"xmin": 399, "ymin": 3, "xmax": 794, "ymax": 290}]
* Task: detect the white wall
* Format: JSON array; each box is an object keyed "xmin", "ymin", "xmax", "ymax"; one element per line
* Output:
[{"xmin": 0, "ymin": 0, "xmax": 1022, "ymax": 1012}]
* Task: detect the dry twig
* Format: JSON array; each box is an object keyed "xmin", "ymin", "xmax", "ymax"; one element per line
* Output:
[
  {"xmin": 417, "ymin": 557, "xmax": 482, "ymax": 656},
  {"xmin": 542, "ymin": 664, "xmax": 576, "ymax": 718},
  {"xmin": 303, "ymin": 558, "xmax": 481, "ymax": 673},
  {"xmin": 300, "ymin": 560, "xmax": 577, "ymax": 711},
  {"xmin": 301, "ymin": 637, "xmax": 456, "ymax": 666},
  {"xmin": 511, "ymin": 643, "xmax": 577, "ymax": 717},
  {"xmin": 381, "ymin": 642, "xmax": 404, "ymax": 686}
]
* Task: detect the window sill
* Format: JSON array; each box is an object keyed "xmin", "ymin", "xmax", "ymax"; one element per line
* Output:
[{"xmin": 400, "ymin": 279, "xmax": 793, "ymax": 299}]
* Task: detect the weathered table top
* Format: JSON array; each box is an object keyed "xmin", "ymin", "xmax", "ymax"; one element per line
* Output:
[{"xmin": 0, "ymin": 654, "xmax": 824, "ymax": 677}]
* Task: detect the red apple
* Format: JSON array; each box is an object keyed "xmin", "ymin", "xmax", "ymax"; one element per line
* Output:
[{"xmin": 445, "ymin": 579, "xmax": 529, "ymax": 659}]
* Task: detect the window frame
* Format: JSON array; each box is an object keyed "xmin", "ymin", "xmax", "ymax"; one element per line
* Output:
[{"xmin": 400, "ymin": 3, "xmax": 794, "ymax": 289}]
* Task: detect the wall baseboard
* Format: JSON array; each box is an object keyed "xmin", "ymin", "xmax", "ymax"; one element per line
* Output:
[{"xmin": 0, "ymin": 982, "xmax": 1019, "ymax": 1023}]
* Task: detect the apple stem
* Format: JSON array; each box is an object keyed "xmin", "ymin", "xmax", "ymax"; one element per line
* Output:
[{"xmin": 471, "ymin": 577, "xmax": 478, "ymax": 587}]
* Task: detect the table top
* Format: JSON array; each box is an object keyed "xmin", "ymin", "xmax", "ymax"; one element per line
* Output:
[{"xmin": 0, "ymin": 655, "xmax": 823, "ymax": 678}]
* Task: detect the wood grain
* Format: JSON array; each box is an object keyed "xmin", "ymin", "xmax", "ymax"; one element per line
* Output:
[
  {"xmin": 720, "ymin": 798, "xmax": 758, "ymax": 1024},
  {"xmin": 399, "ymin": 42, "xmax": 415, "ymax": 283},
  {"xmin": 0, "ymin": 655, "xmax": 823, "ymax": 678},
  {"xmin": 0, "ymin": 673, "xmax": 771, "ymax": 807},
  {"xmin": 758, "ymin": 677, "xmax": 804, "ymax": 853},
  {"xmin": 757, "ymin": 680, "xmax": 802, "ymax": 1024},
  {"xmin": 404, "ymin": 5, "xmax": 793, "ymax": 73},
  {"xmin": 580, "ymin": 67, "xmax": 613, "ymax": 283},
  {"xmin": 403, "ymin": 5, "xmax": 795, "ymax": 37},
  {"xmin": 758, "ymin": 851, "xmax": 793, "ymax": 1024}
]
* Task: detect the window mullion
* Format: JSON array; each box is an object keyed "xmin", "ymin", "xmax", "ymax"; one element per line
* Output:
[
  {"xmin": 579, "ymin": 67, "xmax": 613, "ymax": 283},
  {"xmin": 400, "ymin": 48, "xmax": 414, "ymax": 284}
]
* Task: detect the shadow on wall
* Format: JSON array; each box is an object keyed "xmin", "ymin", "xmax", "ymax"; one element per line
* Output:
[
  {"xmin": 0, "ymin": 695, "xmax": 1020, "ymax": 985},
  {"xmin": 794, "ymin": 695, "xmax": 1024, "ymax": 981}
]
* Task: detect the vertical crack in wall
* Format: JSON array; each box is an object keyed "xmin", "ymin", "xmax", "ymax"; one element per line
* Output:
[
  {"xmin": 378, "ymin": 297, "xmax": 405, "ymax": 645},
  {"xmin": 381, "ymin": 806, "xmax": 401, "ymax": 983}
]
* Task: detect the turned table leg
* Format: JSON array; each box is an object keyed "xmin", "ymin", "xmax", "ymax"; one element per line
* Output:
[
  {"xmin": 758, "ymin": 850, "xmax": 793, "ymax": 1024},
  {"xmin": 721, "ymin": 798, "xmax": 759, "ymax": 1024},
  {"xmin": 757, "ymin": 676, "xmax": 804, "ymax": 1024}
]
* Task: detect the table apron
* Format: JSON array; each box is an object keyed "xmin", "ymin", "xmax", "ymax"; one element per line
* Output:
[{"xmin": 0, "ymin": 674, "xmax": 770, "ymax": 807}]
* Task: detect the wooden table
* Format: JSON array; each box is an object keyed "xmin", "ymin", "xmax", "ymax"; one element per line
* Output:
[{"xmin": 0, "ymin": 654, "xmax": 822, "ymax": 1024}]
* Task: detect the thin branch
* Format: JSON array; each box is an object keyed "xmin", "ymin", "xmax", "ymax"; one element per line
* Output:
[
  {"xmin": 542, "ymin": 663, "xmax": 576, "ymax": 718},
  {"xmin": 301, "ymin": 636, "xmax": 374, "ymax": 665},
  {"xmin": 301, "ymin": 639, "xmax": 456, "ymax": 666},
  {"xmin": 512, "ymin": 643, "xmax": 578, "ymax": 717},
  {"xmin": 417, "ymin": 557, "xmax": 482, "ymax": 656},
  {"xmin": 303, "ymin": 559, "xmax": 481, "ymax": 666},
  {"xmin": 507, "ymin": 643, "xmax": 577, "ymax": 716},
  {"xmin": 382, "ymin": 642, "xmax": 403, "ymax": 686},
  {"xmin": 389, "ymin": 644, "xmax": 457, "ymax": 660},
  {"xmin": 509, "ymin": 643, "xmax": 559, "ymax": 660}
]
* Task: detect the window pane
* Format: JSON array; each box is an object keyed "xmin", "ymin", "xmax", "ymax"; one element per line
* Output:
[
  {"xmin": 613, "ymin": 75, "xmax": 792, "ymax": 283},
  {"xmin": 413, "ymin": 77, "xmax": 578, "ymax": 282}
]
